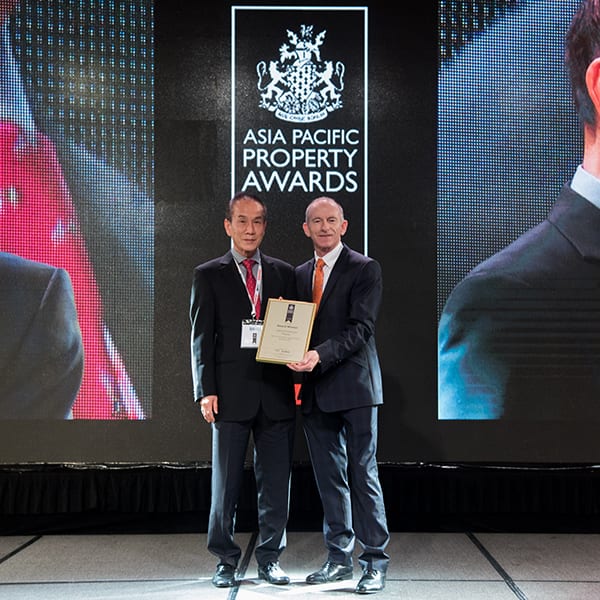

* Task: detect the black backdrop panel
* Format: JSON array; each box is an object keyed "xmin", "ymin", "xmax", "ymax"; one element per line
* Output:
[{"xmin": 0, "ymin": 0, "xmax": 598, "ymax": 464}]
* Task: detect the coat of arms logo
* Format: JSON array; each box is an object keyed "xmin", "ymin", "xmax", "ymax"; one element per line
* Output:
[{"xmin": 256, "ymin": 25, "xmax": 345, "ymax": 123}]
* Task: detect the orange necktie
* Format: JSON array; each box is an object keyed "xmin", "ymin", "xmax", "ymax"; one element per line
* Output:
[{"xmin": 312, "ymin": 258, "xmax": 325, "ymax": 307}]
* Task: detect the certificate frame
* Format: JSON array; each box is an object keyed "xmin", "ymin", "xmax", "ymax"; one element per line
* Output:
[{"xmin": 256, "ymin": 298, "xmax": 316, "ymax": 364}]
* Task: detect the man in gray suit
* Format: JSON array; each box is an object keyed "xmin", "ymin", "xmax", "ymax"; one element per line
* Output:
[
  {"xmin": 0, "ymin": 252, "xmax": 83, "ymax": 418},
  {"xmin": 288, "ymin": 196, "xmax": 389, "ymax": 595}
]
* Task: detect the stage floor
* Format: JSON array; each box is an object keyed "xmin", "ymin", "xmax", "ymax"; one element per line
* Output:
[{"xmin": 1, "ymin": 530, "xmax": 600, "ymax": 599}]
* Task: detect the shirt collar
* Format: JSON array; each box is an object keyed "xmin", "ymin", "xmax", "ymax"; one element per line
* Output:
[
  {"xmin": 570, "ymin": 165, "xmax": 600, "ymax": 210},
  {"xmin": 231, "ymin": 247, "xmax": 260, "ymax": 264},
  {"xmin": 315, "ymin": 242, "xmax": 343, "ymax": 267}
]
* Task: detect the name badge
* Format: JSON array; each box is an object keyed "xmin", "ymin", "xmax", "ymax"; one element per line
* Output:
[{"xmin": 241, "ymin": 319, "xmax": 263, "ymax": 348}]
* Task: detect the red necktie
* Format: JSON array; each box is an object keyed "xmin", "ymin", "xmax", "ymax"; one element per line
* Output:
[
  {"xmin": 242, "ymin": 258, "xmax": 260, "ymax": 318},
  {"xmin": 313, "ymin": 258, "xmax": 325, "ymax": 307}
]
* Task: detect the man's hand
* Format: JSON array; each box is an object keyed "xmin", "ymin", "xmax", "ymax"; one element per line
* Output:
[
  {"xmin": 200, "ymin": 395, "xmax": 218, "ymax": 423},
  {"xmin": 287, "ymin": 350, "xmax": 320, "ymax": 372}
]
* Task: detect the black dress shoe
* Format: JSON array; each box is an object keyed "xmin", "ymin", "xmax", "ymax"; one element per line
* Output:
[
  {"xmin": 258, "ymin": 561, "xmax": 290, "ymax": 585},
  {"xmin": 355, "ymin": 569, "xmax": 385, "ymax": 594},
  {"xmin": 212, "ymin": 564, "xmax": 236, "ymax": 587},
  {"xmin": 306, "ymin": 561, "xmax": 353, "ymax": 584}
]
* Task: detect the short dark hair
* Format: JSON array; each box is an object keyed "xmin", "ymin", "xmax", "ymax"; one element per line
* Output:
[
  {"xmin": 226, "ymin": 191, "xmax": 267, "ymax": 221},
  {"xmin": 565, "ymin": 0, "xmax": 600, "ymax": 128}
]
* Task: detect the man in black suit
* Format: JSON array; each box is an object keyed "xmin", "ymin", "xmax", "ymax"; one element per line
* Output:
[
  {"xmin": 190, "ymin": 192, "xmax": 296, "ymax": 588},
  {"xmin": 438, "ymin": 0, "xmax": 600, "ymax": 420},
  {"xmin": 288, "ymin": 196, "xmax": 390, "ymax": 595},
  {"xmin": 0, "ymin": 251, "xmax": 83, "ymax": 418}
]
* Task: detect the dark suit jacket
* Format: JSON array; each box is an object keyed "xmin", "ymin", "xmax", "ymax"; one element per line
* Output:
[
  {"xmin": 296, "ymin": 244, "xmax": 383, "ymax": 413},
  {"xmin": 190, "ymin": 250, "xmax": 297, "ymax": 422},
  {"xmin": 0, "ymin": 252, "xmax": 84, "ymax": 418},
  {"xmin": 438, "ymin": 186, "xmax": 600, "ymax": 420}
]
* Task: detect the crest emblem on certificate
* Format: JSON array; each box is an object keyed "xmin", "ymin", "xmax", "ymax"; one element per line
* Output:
[{"xmin": 256, "ymin": 25, "xmax": 346, "ymax": 123}]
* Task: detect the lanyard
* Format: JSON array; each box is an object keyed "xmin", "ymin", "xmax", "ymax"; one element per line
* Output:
[{"xmin": 236, "ymin": 260, "xmax": 262, "ymax": 319}]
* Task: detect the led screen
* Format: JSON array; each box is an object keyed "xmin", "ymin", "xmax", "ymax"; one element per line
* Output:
[
  {"xmin": 1, "ymin": 0, "xmax": 598, "ymax": 465},
  {"xmin": 0, "ymin": 0, "xmax": 153, "ymax": 420},
  {"xmin": 437, "ymin": 0, "xmax": 600, "ymax": 422}
]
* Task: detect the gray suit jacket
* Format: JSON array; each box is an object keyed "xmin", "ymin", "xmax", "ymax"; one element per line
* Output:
[
  {"xmin": 0, "ymin": 252, "xmax": 84, "ymax": 418},
  {"xmin": 438, "ymin": 186, "xmax": 600, "ymax": 420}
]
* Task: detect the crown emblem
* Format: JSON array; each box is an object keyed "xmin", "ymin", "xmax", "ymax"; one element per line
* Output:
[{"xmin": 256, "ymin": 25, "xmax": 345, "ymax": 123}]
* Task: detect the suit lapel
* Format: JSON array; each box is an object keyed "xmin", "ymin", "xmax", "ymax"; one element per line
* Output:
[
  {"xmin": 301, "ymin": 259, "xmax": 315, "ymax": 302},
  {"xmin": 552, "ymin": 186, "xmax": 600, "ymax": 261},
  {"xmin": 260, "ymin": 252, "xmax": 273, "ymax": 302},
  {"xmin": 220, "ymin": 251, "xmax": 250, "ymax": 306},
  {"xmin": 319, "ymin": 246, "xmax": 348, "ymax": 309},
  {"xmin": 219, "ymin": 251, "xmax": 238, "ymax": 282}
]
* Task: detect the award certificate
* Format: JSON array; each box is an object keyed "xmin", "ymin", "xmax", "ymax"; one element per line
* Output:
[{"xmin": 256, "ymin": 298, "xmax": 316, "ymax": 364}]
